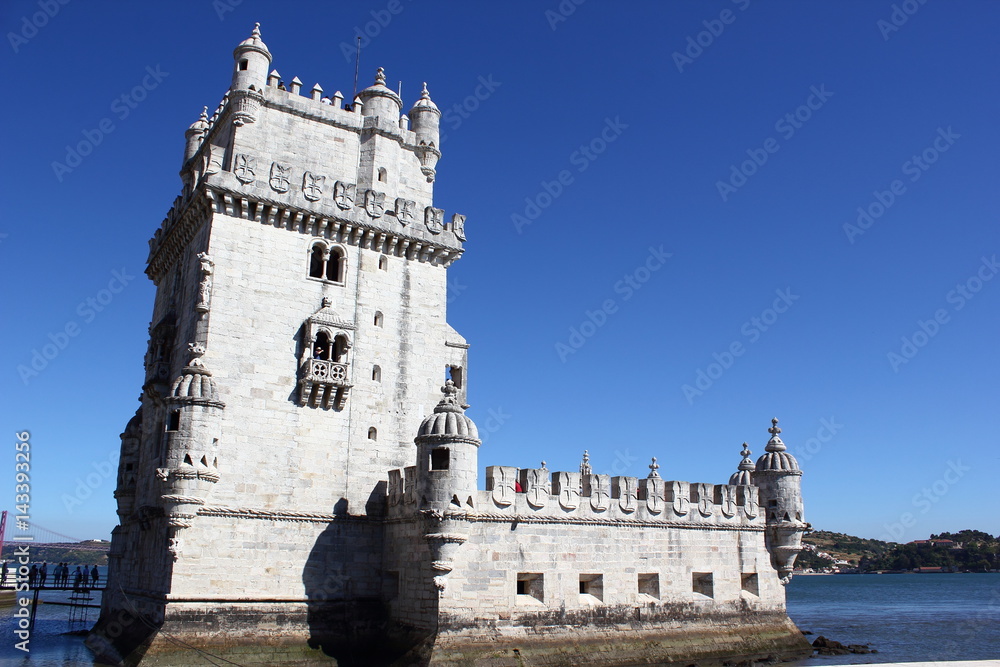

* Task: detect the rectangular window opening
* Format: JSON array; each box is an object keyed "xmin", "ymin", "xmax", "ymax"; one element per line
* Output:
[
  {"xmin": 741, "ymin": 573, "xmax": 759, "ymax": 596},
  {"xmin": 638, "ymin": 573, "xmax": 660, "ymax": 600},
  {"xmin": 166, "ymin": 410, "xmax": 181, "ymax": 432},
  {"xmin": 692, "ymin": 572, "xmax": 714, "ymax": 599},
  {"xmin": 430, "ymin": 447, "xmax": 450, "ymax": 471},
  {"xmin": 516, "ymin": 573, "xmax": 544, "ymax": 603},
  {"xmin": 579, "ymin": 574, "xmax": 604, "ymax": 602}
]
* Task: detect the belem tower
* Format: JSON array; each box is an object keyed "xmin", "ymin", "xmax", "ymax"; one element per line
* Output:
[{"xmin": 90, "ymin": 24, "xmax": 813, "ymax": 666}]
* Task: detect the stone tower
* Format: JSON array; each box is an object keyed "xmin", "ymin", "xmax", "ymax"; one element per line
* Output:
[
  {"xmin": 93, "ymin": 23, "xmax": 469, "ymax": 663},
  {"xmin": 754, "ymin": 419, "xmax": 808, "ymax": 582}
]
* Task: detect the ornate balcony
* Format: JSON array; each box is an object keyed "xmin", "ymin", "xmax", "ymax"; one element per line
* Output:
[{"xmin": 298, "ymin": 358, "xmax": 351, "ymax": 410}]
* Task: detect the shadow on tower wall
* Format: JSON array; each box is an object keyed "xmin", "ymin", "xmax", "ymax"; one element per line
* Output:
[{"xmin": 303, "ymin": 490, "xmax": 437, "ymax": 666}]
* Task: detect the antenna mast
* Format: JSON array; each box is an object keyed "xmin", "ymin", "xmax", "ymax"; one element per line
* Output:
[{"xmin": 352, "ymin": 36, "xmax": 362, "ymax": 105}]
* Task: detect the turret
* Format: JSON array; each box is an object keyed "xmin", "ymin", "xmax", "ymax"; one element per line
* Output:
[
  {"xmin": 414, "ymin": 380, "xmax": 480, "ymax": 511},
  {"xmin": 728, "ymin": 442, "xmax": 754, "ymax": 486},
  {"xmin": 408, "ymin": 82, "xmax": 442, "ymax": 181},
  {"xmin": 356, "ymin": 67, "xmax": 403, "ymax": 120},
  {"xmin": 229, "ymin": 23, "xmax": 270, "ymax": 125},
  {"xmin": 158, "ymin": 355, "xmax": 224, "ymax": 555},
  {"xmin": 183, "ymin": 107, "xmax": 209, "ymax": 165},
  {"xmin": 113, "ymin": 407, "xmax": 142, "ymax": 520},
  {"xmin": 754, "ymin": 418, "xmax": 807, "ymax": 583}
]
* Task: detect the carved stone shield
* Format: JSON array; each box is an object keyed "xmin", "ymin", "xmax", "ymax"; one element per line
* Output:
[
  {"xmin": 555, "ymin": 471, "xmax": 580, "ymax": 510},
  {"xmin": 524, "ymin": 468, "xmax": 550, "ymax": 508},
  {"xmin": 586, "ymin": 474, "xmax": 610, "ymax": 511},
  {"xmin": 615, "ymin": 476, "xmax": 637, "ymax": 513},
  {"xmin": 487, "ymin": 466, "xmax": 516, "ymax": 507},
  {"xmin": 365, "ymin": 190, "xmax": 385, "ymax": 218},
  {"xmin": 388, "ymin": 469, "xmax": 402, "ymax": 506},
  {"xmin": 451, "ymin": 213, "xmax": 466, "ymax": 241},
  {"xmin": 204, "ymin": 146, "xmax": 223, "ymax": 175},
  {"xmin": 302, "ymin": 172, "xmax": 325, "ymax": 201},
  {"xmin": 720, "ymin": 485, "xmax": 737, "ymax": 518},
  {"xmin": 403, "ymin": 465, "xmax": 416, "ymax": 504},
  {"xmin": 334, "ymin": 181, "xmax": 355, "ymax": 210},
  {"xmin": 425, "ymin": 207, "xmax": 444, "ymax": 234},
  {"xmin": 740, "ymin": 485, "xmax": 759, "ymax": 519},
  {"xmin": 698, "ymin": 483, "xmax": 714, "ymax": 517},
  {"xmin": 670, "ymin": 480, "xmax": 690, "ymax": 516},
  {"xmin": 234, "ymin": 153, "xmax": 256, "ymax": 184},
  {"xmin": 643, "ymin": 477, "xmax": 665, "ymax": 514},
  {"xmin": 269, "ymin": 162, "xmax": 290, "ymax": 193},
  {"xmin": 395, "ymin": 198, "xmax": 415, "ymax": 225}
]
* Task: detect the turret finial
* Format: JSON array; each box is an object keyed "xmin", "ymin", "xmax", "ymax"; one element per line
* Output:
[
  {"xmin": 768, "ymin": 418, "xmax": 781, "ymax": 436},
  {"xmin": 648, "ymin": 457, "xmax": 661, "ymax": 479},
  {"xmin": 252, "ymin": 22, "xmax": 261, "ymax": 39},
  {"xmin": 420, "ymin": 82, "xmax": 430, "ymax": 99},
  {"xmin": 738, "ymin": 442, "xmax": 755, "ymax": 471},
  {"xmin": 200, "ymin": 106, "xmax": 209, "ymax": 121},
  {"xmin": 540, "ymin": 460, "xmax": 547, "ymax": 471},
  {"xmin": 580, "ymin": 450, "xmax": 592, "ymax": 475},
  {"xmin": 765, "ymin": 418, "xmax": 787, "ymax": 452},
  {"xmin": 375, "ymin": 67, "xmax": 386, "ymax": 86}
]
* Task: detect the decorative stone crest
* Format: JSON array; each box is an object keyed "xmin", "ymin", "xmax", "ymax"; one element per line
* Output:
[
  {"xmin": 365, "ymin": 189, "xmax": 386, "ymax": 218},
  {"xmin": 302, "ymin": 172, "xmax": 325, "ymax": 201},
  {"xmin": 555, "ymin": 471, "xmax": 580, "ymax": 510},
  {"xmin": 394, "ymin": 198, "xmax": 415, "ymax": 225},
  {"xmin": 670, "ymin": 480, "xmax": 690, "ymax": 516},
  {"xmin": 614, "ymin": 476, "xmax": 638, "ymax": 513},
  {"xmin": 487, "ymin": 466, "xmax": 516, "ymax": 507},
  {"xmin": 404, "ymin": 466, "xmax": 416, "ymax": 504},
  {"xmin": 720, "ymin": 484, "xmax": 737, "ymax": 518},
  {"xmin": 425, "ymin": 207, "xmax": 444, "ymax": 234},
  {"xmin": 523, "ymin": 465, "xmax": 549, "ymax": 509},
  {"xmin": 269, "ymin": 162, "xmax": 290, "ymax": 192},
  {"xmin": 204, "ymin": 145, "xmax": 224, "ymax": 175},
  {"xmin": 334, "ymin": 181, "xmax": 355, "ymax": 210},
  {"xmin": 195, "ymin": 252, "xmax": 214, "ymax": 313},
  {"xmin": 585, "ymin": 474, "xmax": 610, "ymax": 511},
  {"xmin": 697, "ymin": 483, "xmax": 715, "ymax": 517},
  {"xmin": 741, "ymin": 485, "xmax": 759, "ymax": 519},
  {"xmin": 388, "ymin": 469, "xmax": 402, "ymax": 506},
  {"xmin": 643, "ymin": 479, "xmax": 665, "ymax": 515},
  {"xmin": 450, "ymin": 213, "xmax": 466, "ymax": 241},
  {"xmin": 233, "ymin": 154, "xmax": 256, "ymax": 184}
]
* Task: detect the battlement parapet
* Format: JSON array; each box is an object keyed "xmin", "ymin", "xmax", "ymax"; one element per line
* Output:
[{"xmin": 386, "ymin": 465, "xmax": 762, "ymax": 527}]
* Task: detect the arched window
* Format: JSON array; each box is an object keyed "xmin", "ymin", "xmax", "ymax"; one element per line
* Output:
[
  {"xmin": 309, "ymin": 244, "xmax": 325, "ymax": 278},
  {"xmin": 373, "ymin": 311, "xmax": 384, "ymax": 327},
  {"xmin": 327, "ymin": 247, "xmax": 345, "ymax": 282},
  {"xmin": 368, "ymin": 427, "xmax": 377, "ymax": 441},
  {"xmin": 307, "ymin": 242, "xmax": 346, "ymax": 283},
  {"xmin": 378, "ymin": 256, "xmax": 388, "ymax": 271},
  {"xmin": 377, "ymin": 167, "xmax": 387, "ymax": 182},
  {"xmin": 372, "ymin": 365, "xmax": 381, "ymax": 382},
  {"xmin": 333, "ymin": 334, "xmax": 349, "ymax": 363},
  {"xmin": 313, "ymin": 332, "xmax": 332, "ymax": 360}
]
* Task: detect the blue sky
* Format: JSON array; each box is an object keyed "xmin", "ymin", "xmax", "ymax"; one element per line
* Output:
[{"xmin": 2, "ymin": 0, "xmax": 998, "ymax": 543}]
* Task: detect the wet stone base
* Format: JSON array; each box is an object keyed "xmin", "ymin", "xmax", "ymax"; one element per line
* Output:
[{"xmin": 88, "ymin": 601, "xmax": 810, "ymax": 666}]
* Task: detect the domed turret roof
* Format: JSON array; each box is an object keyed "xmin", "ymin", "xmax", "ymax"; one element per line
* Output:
[
  {"xmin": 416, "ymin": 380, "xmax": 479, "ymax": 443},
  {"xmin": 409, "ymin": 82, "xmax": 440, "ymax": 113},
  {"xmin": 121, "ymin": 408, "xmax": 142, "ymax": 439},
  {"xmin": 755, "ymin": 418, "xmax": 800, "ymax": 472},
  {"xmin": 357, "ymin": 67, "xmax": 402, "ymax": 108},
  {"xmin": 187, "ymin": 107, "xmax": 209, "ymax": 134},
  {"xmin": 167, "ymin": 358, "xmax": 224, "ymax": 407},
  {"xmin": 234, "ymin": 22, "xmax": 271, "ymax": 60},
  {"xmin": 729, "ymin": 442, "xmax": 755, "ymax": 485}
]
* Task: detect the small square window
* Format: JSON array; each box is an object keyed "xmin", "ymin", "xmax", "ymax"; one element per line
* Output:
[
  {"xmin": 692, "ymin": 572, "xmax": 714, "ymax": 599},
  {"xmin": 579, "ymin": 574, "xmax": 604, "ymax": 602},
  {"xmin": 431, "ymin": 448, "xmax": 450, "ymax": 471},
  {"xmin": 741, "ymin": 573, "xmax": 759, "ymax": 596},
  {"xmin": 516, "ymin": 573, "xmax": 544, "ymax": 603},
  {"xmin": 638, "ymin": 573, "xmax": 660, "ymax": 600}
]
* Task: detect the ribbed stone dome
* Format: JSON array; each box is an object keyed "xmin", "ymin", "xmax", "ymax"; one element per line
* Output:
[
  {"xmin": 729, "ymin": 442, "xmax": 755, "ymax": 485},
  {"xmin": 416, "ymin": 381, "xmax": 479, "ymax": 442},
  {"xmin": 357, "ymin": 67, "xmax": 403, "ymax": 110},
  {"xmin": 167, "ymin": 361, "xmax": 223, "ymax": 406},
  {"xmin": 410, "ymin": 82, "xmax": 440, "ymax": 113},
  {"xmin": 755, "ymin": 419, "xmax": 800, "ymax": 472}
]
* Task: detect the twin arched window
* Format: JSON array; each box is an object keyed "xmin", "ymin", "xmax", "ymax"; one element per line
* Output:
[
  {"xmin": 312, "ymin": 331, "xmax": 350, "ymax": 363},
  {"xmin": 308, "ymin": 242, "xmax": 345, "ymax": 283}
]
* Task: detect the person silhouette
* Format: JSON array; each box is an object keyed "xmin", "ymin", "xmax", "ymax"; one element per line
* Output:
[{"xmin": 91, "ymin": 565, "xmax": 100, "ymax": 587}]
